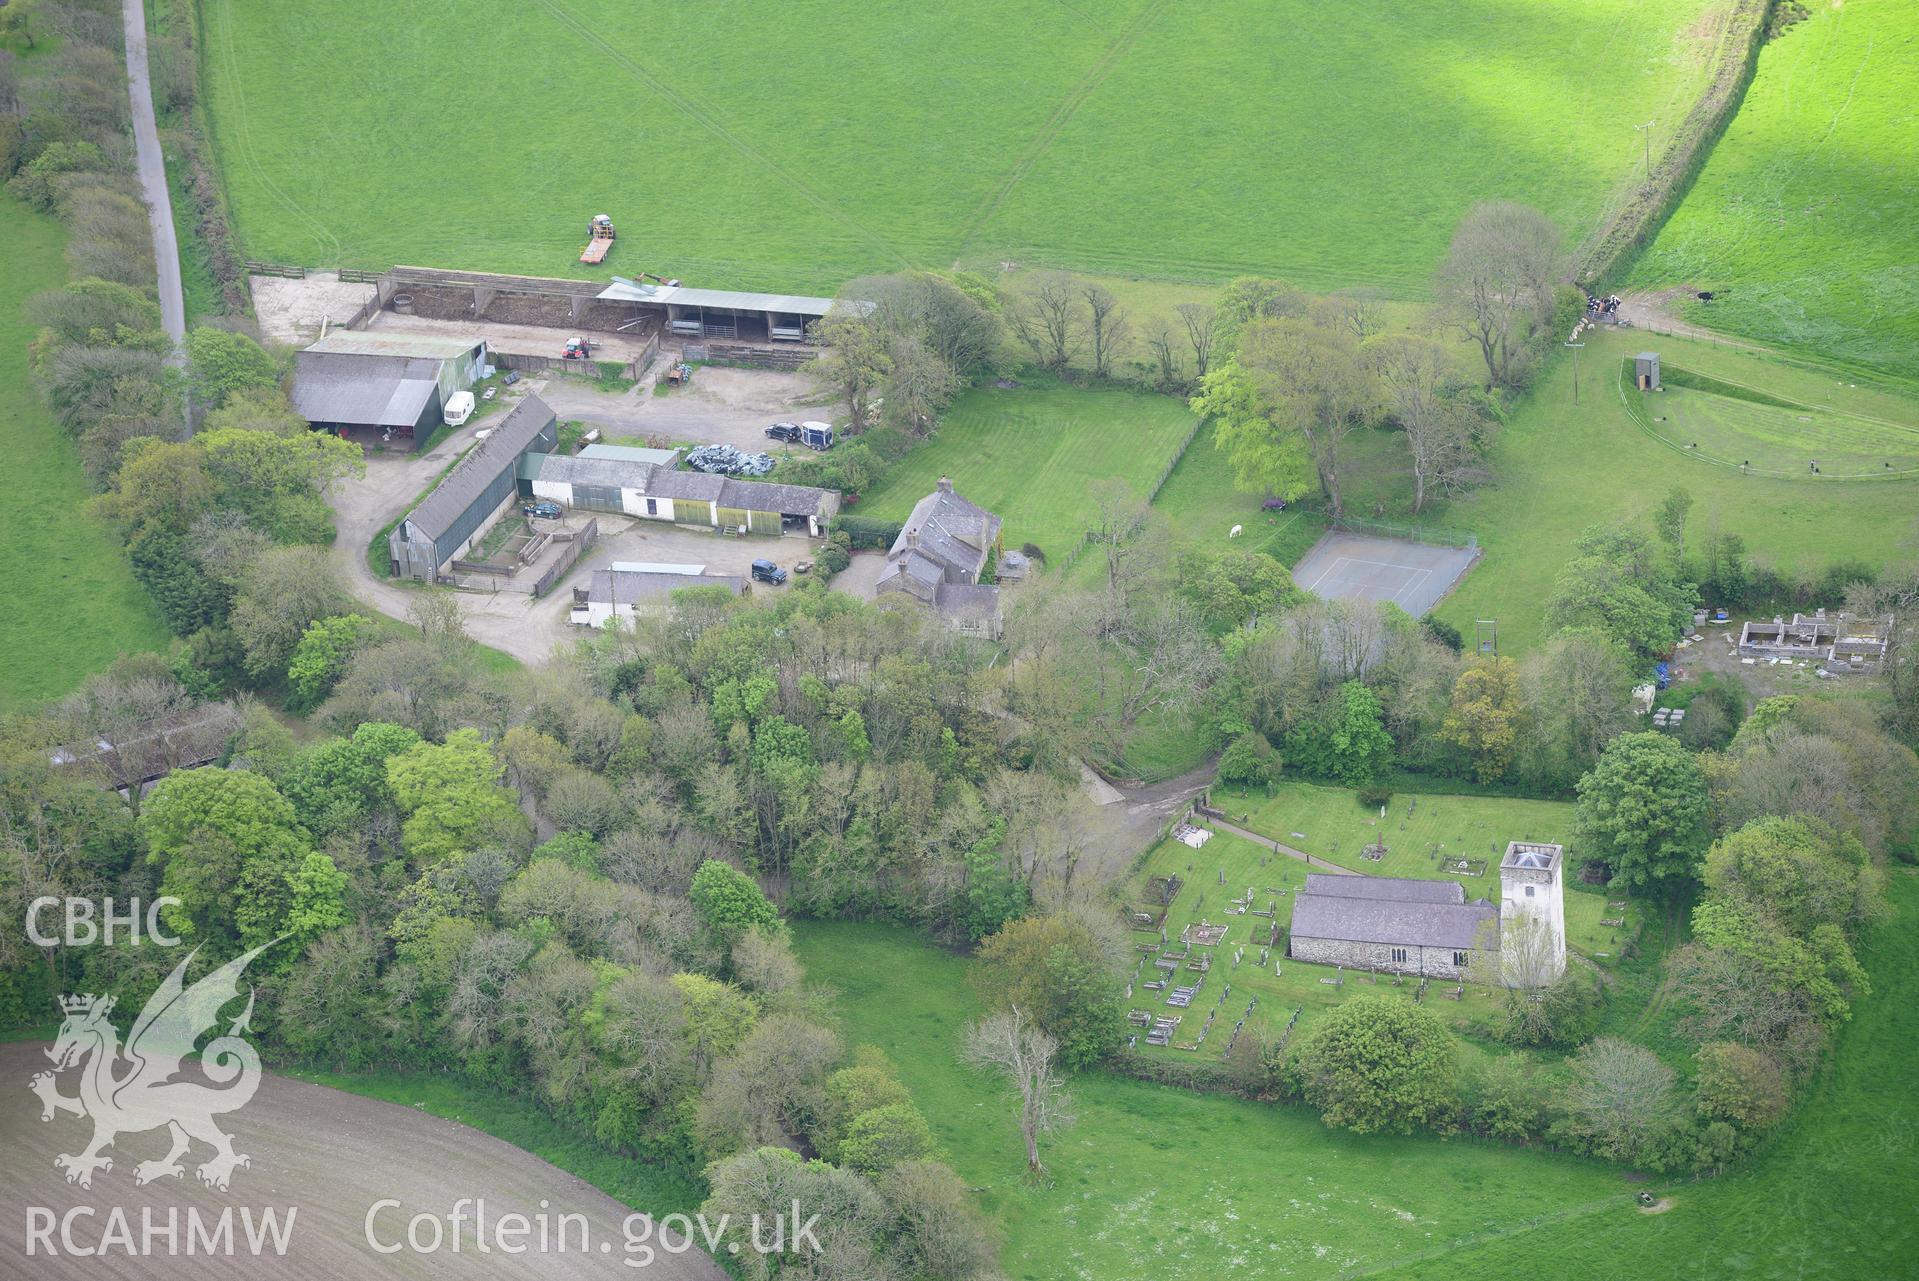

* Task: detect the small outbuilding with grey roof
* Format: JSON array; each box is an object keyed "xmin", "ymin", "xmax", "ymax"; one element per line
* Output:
[
  {"xmin": 388, "ymin": 396, "xmax": 558, "ymax": 581},
  {"xmin": 571, "ymin": 564, "xmax": 746, "ymax": 627},
  {"xmin": 293, "ymin": 331, "xmax": 488, "ymax": 449},
  {"xmin": 521, "ymin": 450, "xmax": 838, "ymax": 535},
  {"xmin": 1288, "ymin": 874, "xmax": 1499, "ymax": 980}
]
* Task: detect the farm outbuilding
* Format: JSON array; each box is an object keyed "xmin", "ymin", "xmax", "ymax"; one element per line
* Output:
[
  {"xmin": 1635, "ymin": 351, "xmax": 1662, "ymax": 390},
  {"xmin": 520, "ymin": 451, "xmax": 838, "ymax": 536},
  {"xmin": 292, "ymin": 331, "xmax": 488, "ymax": 449},
  {"xmin": 571, "ymin": 564, "xmax": 746, "ymax": 627},
  {"xmin": 596, "ymin": 278, "xmax": 837, "ymax": 343},
  {"xmin": 388, "ymin": 395, "xmax": 558, "ymax": 581}
]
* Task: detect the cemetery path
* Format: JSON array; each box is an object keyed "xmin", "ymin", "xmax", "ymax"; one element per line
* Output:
[{"xmin": 1205, "ymin": 815, "xmax": 1361, "ymax": 876}]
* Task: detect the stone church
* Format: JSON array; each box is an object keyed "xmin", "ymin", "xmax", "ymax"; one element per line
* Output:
[{"xmin": 1287, "ymin": 843, "xmax": 1567, "ymax": 985}]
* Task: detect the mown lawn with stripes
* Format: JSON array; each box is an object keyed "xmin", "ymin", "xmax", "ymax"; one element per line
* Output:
[{"xmin": 857, "ymin": 385, "xmax": 1197, "ymax": 562}]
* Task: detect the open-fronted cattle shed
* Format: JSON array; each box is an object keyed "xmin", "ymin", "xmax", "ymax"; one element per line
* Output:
[{"xmin": 596, "ymin": 278, "xmax": 838, "ymax": 344}]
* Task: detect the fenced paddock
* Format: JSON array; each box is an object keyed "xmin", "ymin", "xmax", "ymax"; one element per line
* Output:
[{"xmin": 1292, "ymin": 531, "xmax": 1479, "ymax": 618}]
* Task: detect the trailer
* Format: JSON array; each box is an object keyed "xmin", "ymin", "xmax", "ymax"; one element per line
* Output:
[{"xmin": 579, "ymin": 215, "xmax": 616, "ymax": 265}]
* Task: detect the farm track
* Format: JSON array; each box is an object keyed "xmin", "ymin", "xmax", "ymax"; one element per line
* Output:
[
  {"xmin": 531, "ymin": 0, "xmax": 910, "ymax": 271},
  {"xmin": 1627, "ymin": 901, "xmax": 1683, "ymax": 1040},
  {"xmin": 121, "ymin": 0, "xmax": 184, "ymax": 355},
  {"xmin": 953, "ymin": 0, "xmax": 1173, "ymax": 254}
]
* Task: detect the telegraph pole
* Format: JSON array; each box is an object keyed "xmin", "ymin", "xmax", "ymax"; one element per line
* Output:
[
  {"xmin": 1635, "ymin": 119, "xmax": 1656, "ymax": 180},
  {"xmin": 1565, "ymin": 338, "xmax": 1585, "ymax": 404}
]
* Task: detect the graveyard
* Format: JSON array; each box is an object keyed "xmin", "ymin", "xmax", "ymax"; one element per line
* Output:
[{"xmin": 1118, "ymin": 787, "xmax": 1647, "ymax": 1062}]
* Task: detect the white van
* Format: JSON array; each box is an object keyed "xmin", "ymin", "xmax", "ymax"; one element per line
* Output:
[{"xmin": 443, "ymin": 391, "xmax": 476, "ymax": 427}]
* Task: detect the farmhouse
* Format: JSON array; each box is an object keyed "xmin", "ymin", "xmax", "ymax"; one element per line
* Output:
[
  {"xmin": 1288, "ymin": 843, "xmax": 1566, "ymax": 985},
  {"xmin": 521, "ymin": 448, "xmax": 838, "ymax": 536},
  {"xmin": 875, "ymin": 477, "xmax": 1004, "ymax": 639},
  {"xmin": 388, "ymin": 395, "xmax": 558, "ymax": 581},
  {"xmin": 571, "ymin": 563, "xmax": 746, "ymax": 627},
  {"xmin": 291, "ymin": 330, "xmax": 487, "ymax": 449}
]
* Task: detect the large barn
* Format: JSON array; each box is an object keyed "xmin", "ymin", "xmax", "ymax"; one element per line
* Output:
[
  {"xmin": 292, "ymin": 331, "xmax": 487, "ymax": 449},
  {"xmin": 388, "ymin": 396, "xmax": 557, "ymax": 581}
]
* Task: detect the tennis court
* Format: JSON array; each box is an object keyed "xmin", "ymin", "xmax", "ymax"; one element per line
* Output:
[{"xmin": 1292, "ymin": 532, "xmax": 1479, "ymax": 618}]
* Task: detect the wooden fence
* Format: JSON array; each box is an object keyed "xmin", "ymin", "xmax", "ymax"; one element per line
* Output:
[
  {"xmin": 533, "ymin": 519, "xmax": 599, "ymax": 598},
  {"xmin": 245, "ymin": 261, "xmax": 305, "ymax": 279},
  {"xmin": 338, "ymin": 268, "xmax": 382, "ymax": 284}
]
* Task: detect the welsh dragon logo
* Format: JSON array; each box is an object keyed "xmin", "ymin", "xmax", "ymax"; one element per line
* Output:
[{"xmin": 29, "ymin": 942, "xmax": 274, "ymax": 1190}]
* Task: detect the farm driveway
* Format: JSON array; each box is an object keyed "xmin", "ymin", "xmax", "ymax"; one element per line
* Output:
[
  {"xmin": 327, "ymin": 405, "xmax": 576, "ymax": 664},
  {"xmin": 122, "ymin": 0, "xmax": 184, "ymax": 354},
  {"xmin": 534, "ymin": 366, "xmax": 826, "ymax": 453},
  {"xmin": 0, "ymin": 1042, "xmax": 725, "ymax": 1279}
]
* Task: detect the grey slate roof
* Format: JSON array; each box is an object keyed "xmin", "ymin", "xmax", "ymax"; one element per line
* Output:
[
  {"xmin": 304, "ymin": 331, "xmax": 482, "ymax": 360},
  {"xmin": 934, "ymin": 583, "xmax": 1002, "ymax": 623},
  {"xmin": 533, "ymin": 451, "xmax": 833, "ymax": 516},
  {"xmin": 590, "ymin": 569, "xmax": 745, "ymax": 603},
  {"xmin": 291, "ymin": 351, "xmax": 442, "ymax": 427},
  {"xmin": 889, "ymin": 481, "xmax": 1000, "ymax": 582},
  {"xmin": 533, "ymin": 453, "xmax": 654, "ymax": 490},
  {"xmin": 407, "ymin": 396, "xmax": 556, "ymax": 540},
  {"xmin": 1301, "ymin": 873, "xmax": 1465, "ymax": 904},
  {"xmin": 717, "ymin": 477, "xmax": 833, "ymax": 518},
  {"xmin": 1291, "ymin": 879, "xmax": 1497, "ymax": 951}
]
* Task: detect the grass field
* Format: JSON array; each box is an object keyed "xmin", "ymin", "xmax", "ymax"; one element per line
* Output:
[
  {"xmin": 794, "ymin": 919, "xmax": 1627, "ymax": 1281},
  {"xmin": 0, "ymin": 196, "xmax": 170, "ymax": 712},
  {"xmin": 1627, "ymin": 372, "xmax": 1919, "ymax": 479},
  {"xmin": 793, "ymin": 870, "xmax": 1919, "ymax": 1280},
  {"xmin": 1624, "ymin": 0, "xmax": 1919, "ymax": 380},
  {"xmin": 1429, "ymin": 326, "xmax": 1919, "ymax": 653},
  {"xmin": 201, "ymin": 0, "xmax": 1725, "ymax": 294},
  {"xmin": 857, "ymin": 384, "xmax": 1197, "ymax": 560},
  {"xmin": 1143, "ymin": 325, "xmax": 1919, "ymax": 653}
]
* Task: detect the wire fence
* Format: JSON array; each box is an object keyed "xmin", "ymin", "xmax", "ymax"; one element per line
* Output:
[{"xmin": 1328, "ymin": 515, "xmax": 1478, "ymax": 550}]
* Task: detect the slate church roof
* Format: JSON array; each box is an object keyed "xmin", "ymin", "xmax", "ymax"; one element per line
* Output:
[{"xmin": 1290, "ymin": 874, "xmax": 1497, "ymax": 951}]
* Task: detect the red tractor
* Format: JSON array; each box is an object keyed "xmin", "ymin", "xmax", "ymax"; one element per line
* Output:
[{"xmin": 564, "ymin": 336, "xmax": 593, "ymax": 361}]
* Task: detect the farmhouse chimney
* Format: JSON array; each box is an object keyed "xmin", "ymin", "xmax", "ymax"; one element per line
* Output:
[{"xmin": 936, "ymin": 475, "xmax": 953, "ymax": 494}]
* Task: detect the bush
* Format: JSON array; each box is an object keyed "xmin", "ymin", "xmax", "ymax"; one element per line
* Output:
[
  {"xmin": 1355, "ymin": 784, "xmax": 1393, "ymax": 809},
  {"xmin": 1019, "ymin": 541, "xmax": 1046, "ymax": 563},
  {"xmin": 1217, "ymin": 730, "xmax": 1281, "ymax": 787},
  {"xmin": 833, "ymin": 515, "xmax": 905, "ymax": 550},
  {"xmin": 1291, "ymin": 994, "xmax": 1459, "ymax": 1135}
]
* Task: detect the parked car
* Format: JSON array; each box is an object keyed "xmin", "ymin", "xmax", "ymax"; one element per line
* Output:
[
  {"xmin": 523, "ymin": 501, "xmax": 562, "ymax": 520},
  {"xmin": 750, "ymin": 559, "xmax": 788, "ymax": 586},
  {"xmin": 503, "ymin": 370, "xmax": 522, "ymax": 386},
  {"xmin": 800, "ymin": 421, "xmax": 835, "ymax": 451},
  {"xmin": 765, "ymin": 422, "xmax": 802, "ymax": 443}
]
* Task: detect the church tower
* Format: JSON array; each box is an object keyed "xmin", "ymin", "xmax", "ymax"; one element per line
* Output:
[{"xmin": 1499, "ymin": 842, "xmax": 1566, "ymax": 986}]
